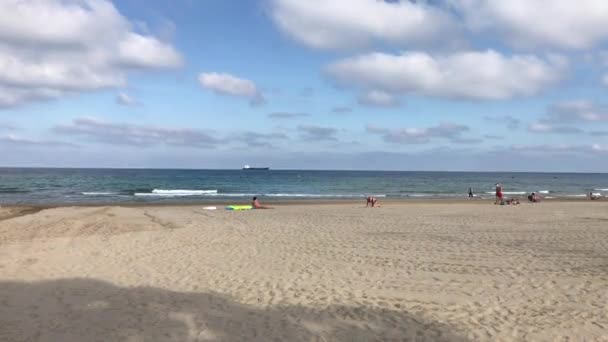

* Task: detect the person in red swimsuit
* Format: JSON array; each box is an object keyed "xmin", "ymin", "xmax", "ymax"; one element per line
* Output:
[
  {"xmin": 366, "ymin": 196, "xmax": 380, "ymax": 207},
  {"xmin": 495, "ymin": 183, "xmax": 503, "ymax": 204}
]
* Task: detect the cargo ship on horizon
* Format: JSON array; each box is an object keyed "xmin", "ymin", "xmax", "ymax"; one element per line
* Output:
[{"xmin": 242, "ymin": 165, "xmax": 270, "ymax": 170}]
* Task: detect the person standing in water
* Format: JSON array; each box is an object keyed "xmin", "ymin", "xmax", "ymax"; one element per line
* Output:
[{"xmin": 468, "ymin": 188, "xmax": 474, "ymax": 198}]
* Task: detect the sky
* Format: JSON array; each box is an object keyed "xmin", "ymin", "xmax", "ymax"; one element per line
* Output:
[{"xmin": 1, "ymin": 0, "xmax": 608, "ymax": 172}]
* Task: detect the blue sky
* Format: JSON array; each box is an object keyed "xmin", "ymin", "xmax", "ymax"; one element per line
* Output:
[{"xmin": 1, "ymin": 0, "xmax": 608, "ymax": 171}]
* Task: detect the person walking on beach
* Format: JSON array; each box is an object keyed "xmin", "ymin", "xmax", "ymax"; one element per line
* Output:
[
  {"xmin": 495, "ymin": 183, "xmax": 503, "ymax": 204},
  {"xmin": 468, "ymin": 188, "xmax": 474, "ymax": 198}
]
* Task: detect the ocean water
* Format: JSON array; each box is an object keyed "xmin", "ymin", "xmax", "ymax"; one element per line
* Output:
[{"xmin": 0, "ymin": 168, "xmax": 607, "ymax": 204}]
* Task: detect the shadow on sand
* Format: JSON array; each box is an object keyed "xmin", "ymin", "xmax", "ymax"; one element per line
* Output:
[{"xmin": 0, "ymin": 278, "xmax": 467, "ymax": 341}]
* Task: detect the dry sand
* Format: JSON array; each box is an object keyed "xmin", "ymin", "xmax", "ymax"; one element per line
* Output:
[{"xmin": 1, "ymin": 202, "xmax": 607, "ymax": 341}]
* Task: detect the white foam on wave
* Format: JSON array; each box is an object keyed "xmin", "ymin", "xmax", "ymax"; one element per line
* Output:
[
  {"xmin": 206, "ymin": 193, "xmax": 256, "ymax": 197},
  {"xmin": 265, "ymin": 193, "xmax": 386, "ymax": 198},
  {"xmin": 538, "ymin": 190, "xmax": 550, "ymax": 194},
  {"xmin": 135, "ymin": 189, "xmax": 218, "ymax": 197},
  {"xmin": 406, "ymin": 193, "xmax": 463, "ymax": 198},
  {"xmin": 153, "ymin": 189, "xmax": 218, "ymax": 195},
  {"xmin": 485, "ymin": 191, "xmax": 527, "ymax": 195},
  {"xmin": 82, "ymin": 192, "xmax": 117, "ymax": 196},
  {"xmin": 594, "ymin": 188, "xmax": 608, "ymax": 191},
  {"xmin": 564, "ymin": 194, "xmax": 588, "ymax": 197}
]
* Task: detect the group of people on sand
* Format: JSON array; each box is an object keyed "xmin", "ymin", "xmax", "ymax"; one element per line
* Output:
[
  {"xmin": 493, "ymin": 183, "xmax": 542, "ymax": 205},
  {"xmin": 251, "ymin": 195, "xmax": 381, "ymax": 209},
  {"xmin": 252, "ymin": 187, "xmax": 602, "ymax": 209},
  {"xmin": 494, "ymin": 183, "xmax": 521, "ymax": 205},
  {"xmin": 589, "ymin": 192, "xmax": 603, "ymax": 200}
]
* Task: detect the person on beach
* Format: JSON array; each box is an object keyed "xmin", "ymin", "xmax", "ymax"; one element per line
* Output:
[
  {"xmin": 589, "ymin": 192, "xmax": 601, "ymax": 200},
  {"xmin": 468, "ymin": 188, "xmax": 474, "ymax": 198},
  {"xmin": 252, "ymin": 196, "xmax": 273, "ymax": 209},
  {"xmin": 495, "ymin": 183, "xmax": 503, "ymax": 205},
  {"xmin": 528, "ymin": 192, "xmax": 541, "ymax": 203},
  {"xmin": 506, "ymin": 198, "xmax": 520, "ymax": 205},
  {"xmin": 366, "ymin": 195, "xmax": 380, "ymax": 207}
]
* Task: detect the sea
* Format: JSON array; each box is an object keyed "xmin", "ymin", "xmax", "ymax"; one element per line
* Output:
[{"xmin": 0, "ymin": 168, "xmax": 607, "ymax": 205}]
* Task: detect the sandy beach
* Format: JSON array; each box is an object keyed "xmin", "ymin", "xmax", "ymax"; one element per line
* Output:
[{"xmin": 1, "ymin": 201, "xmax": 607, "ymax": 341}]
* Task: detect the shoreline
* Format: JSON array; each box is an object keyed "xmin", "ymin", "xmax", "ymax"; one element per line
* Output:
[{"xmin": 0, "ymin": 196, "xmax": 599, "ymax": 210}]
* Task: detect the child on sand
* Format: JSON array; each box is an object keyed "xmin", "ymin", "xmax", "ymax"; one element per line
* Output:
[
  {"xmin": 527, "ymin": 193, "xmax": 541, "ymax": 203},
  {"xmin": 506, "ymin": 198, "xmax": 520, "ymax": 205},
  {"xmin": 252, "ymin": 197, "xmax": 273, "ymax": 209}
]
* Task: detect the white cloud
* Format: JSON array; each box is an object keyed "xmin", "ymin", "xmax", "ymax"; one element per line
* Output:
[
  {"xmin": 527, "ymin": 123, "xmax": 583, "ymax": 134},
  {"xmin": 116, "ymin": 92, "xmax": 137, "ymax": 106},
  {"xmin": 366, "ymin": 122, "xmax": 477, "ymax": 144},
  {"xmin": 268, "ymin": 112, "xmax": 309, "ymax": 119},
  {"xmin": 270, "ymin": 0, "xmax": 608, "ymax": 51},
  {"xmin": 269, "ymin": 0, "xmax": 460, "ymax": 49},
  {"xmin": 331, "ymin": 106, "xmax": 352, "ymax": 114},
  {"xmin": 116, "ymin": 32, "xmax": 182, "ymax": 69},
  {"xmin": 328, "ymin": 50, "xmax": 565, "ymax": 100},
  {"xmin": 239, "ymin": 131, "xmax": 288, "ymax": 148},
  {"xmin": 506, "ymin": 143, "xmax": 607, "ymax": 156},
  {"xmin": 0, "ymin": 134, "xmax": 77, "ymax": 147},
  {"xmin": 484, "ymin": 115, "xmax": 521, "ymax": 130},
  {"xmin": 357, "ymin": 90, "xmax": 400, "ymax": 107},
  {"xmin": 0, "ymin": 87, "xmax": 64, "ymax": 109},
  {"xmin": 297, "ymin": 125, "xmax": 338, "ymax": 141},
  {"xmin": 453, "ymin": 0, "xmax": 608, "ymax": 49},
  {"xmin": 528, "ymin": 100, "xmax": 608, "ymax": 135},
  {"xmin": 0, "ymin": 0, "xmax": 182, "ymax": 108},
  {"xmin": 592, "ymin": 144, "xmax": 608, "ymax": 152},
  {"xmin": 546, "ymin": 100, "xmax": 608, "ymax": 122},
  {"xmin": 0, "ymin": 122, "xmax": 18, "ymax": 131},
  {"xmin": 54, "ymin": 117, "xmax": 219, "ymax": 148},
  {"xmin": 198, "ymin": 72, "xmax": 265, "ymax": 106}
]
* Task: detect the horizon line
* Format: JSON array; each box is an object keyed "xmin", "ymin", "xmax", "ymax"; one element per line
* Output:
[{"xmin": 0, "ymin": 166, "xmax": 606, "ymax": 175}]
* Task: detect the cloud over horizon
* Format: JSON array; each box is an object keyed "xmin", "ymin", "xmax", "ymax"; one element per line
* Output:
[
  {"xmin": 297, "ymin": 125, "xmax": 338, "ymax": 141},
  {"xmin": 0, "ymin": 134, "xmax": 78, "ymax": 148},
  {"xmin": 54, "ymin": 117, "xmax": 220, "ymax": 148},
  {"xmin": 545, "ymin": 100, "xmax": 608, "ymax": 123},
  {"xmin": 366, "ymin": 122, "xmax": 478, "ymax": 144}
]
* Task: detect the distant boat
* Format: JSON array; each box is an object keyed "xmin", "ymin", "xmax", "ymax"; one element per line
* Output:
[{"xmin": 242, "ymin": 164, "xmax": 269, "ymax": 170}]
